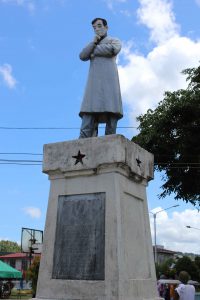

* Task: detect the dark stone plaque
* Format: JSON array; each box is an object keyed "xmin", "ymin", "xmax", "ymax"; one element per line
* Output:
[{"xmin": 52, "ymin": 193, "xmax": 105, "ymax": 280}]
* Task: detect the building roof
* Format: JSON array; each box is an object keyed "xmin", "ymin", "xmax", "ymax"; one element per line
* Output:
[
  {"xmin": 0, "ymin": 252, "xmax": 14, "ymax": 256},
  {"xmin": 0, "ymin": 253, "xmax": 28, "ymax": 259},
  {"xmin": 153, "ymin": 246, "xmax": 177, "ymax": 255}
]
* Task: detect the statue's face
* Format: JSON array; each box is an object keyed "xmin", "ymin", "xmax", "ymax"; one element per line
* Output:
[{"xmin": 92, "ymin": 19, "xmax": 108, "ymax": 37}]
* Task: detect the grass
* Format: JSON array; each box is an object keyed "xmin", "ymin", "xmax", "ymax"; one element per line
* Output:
[{"xmin": 10, "ymin": 289, "xmax": 33, "ymax": 299}]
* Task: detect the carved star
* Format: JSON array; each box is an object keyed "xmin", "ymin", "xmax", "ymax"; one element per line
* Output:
[
  {"xmin": 72, "ymin": 150, "xmax": 86, "ymax": 165},
  {"xmin": 136, "ymin": 158, "xmax": 142, "ymax": 167}
]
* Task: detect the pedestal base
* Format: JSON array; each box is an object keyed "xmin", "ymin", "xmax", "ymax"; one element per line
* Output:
[{"xmin": 36, "ymin": 135, "xmax": 161, "ymax": 300}]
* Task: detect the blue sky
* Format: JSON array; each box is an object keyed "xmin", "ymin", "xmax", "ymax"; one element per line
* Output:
[{"xmin": 0, "ymin": 0, "xmax": 200, "ymax": 254}]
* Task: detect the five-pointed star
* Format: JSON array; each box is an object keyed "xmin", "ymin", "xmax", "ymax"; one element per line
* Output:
[
  {"xmin": 72, "ymin": 150, "xmax": 86, "ymax": 165},
  {"xmin": 136, "ymin": 158, "xmax": 142, "ymax": 167}
]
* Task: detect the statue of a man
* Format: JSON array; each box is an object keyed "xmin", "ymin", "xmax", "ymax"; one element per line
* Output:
[{"xmin": 79, "ymin": 18, "xmax": 123, "ymax": 138}]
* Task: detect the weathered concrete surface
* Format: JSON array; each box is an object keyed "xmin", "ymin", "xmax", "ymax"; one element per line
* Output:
[
  {"xmin": 43, "ymin": 134, "xmax": 154, "ymax": 181},
  {"xmin": 36, "ymin": 135, "xmax": 161, "ymax": 300}
]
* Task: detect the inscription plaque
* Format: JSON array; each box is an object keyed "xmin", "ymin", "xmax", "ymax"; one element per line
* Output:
[{"xmin": 52, "ymin": 193, "xmax": 105, "ymax": 280}]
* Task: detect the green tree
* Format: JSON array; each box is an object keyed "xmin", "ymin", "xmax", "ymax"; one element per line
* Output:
[
  {"xmin": 175, "ymin": 256, "xmax": 200, "ymax": 281},
  {"xmin": 156, "ymin": 258, "xmax": 176, "ymax": 279},
  {"xmin": 133, "ymin": 65, "xmax": 200, "ymax": 206},
  {"xmin": 26, "ymin": 256, "xmax": 40, "ymax": 297},
  {"xmin": 0, "ymin": 240, "xmax": 21, "ymax": 252},
  {"xmin": 195, "ymin": 256, "xmax": 200, "ymax": 271}
]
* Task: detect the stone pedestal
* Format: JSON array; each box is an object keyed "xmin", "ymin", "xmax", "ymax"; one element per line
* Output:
[{"xmin": 36, "ymin": 135, "xmax": 161, "ymax": 300}]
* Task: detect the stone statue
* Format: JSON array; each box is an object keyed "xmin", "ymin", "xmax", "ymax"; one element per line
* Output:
[{"xmin": 79, "ymin": 18, "xmax": 123, "ymax": 138}]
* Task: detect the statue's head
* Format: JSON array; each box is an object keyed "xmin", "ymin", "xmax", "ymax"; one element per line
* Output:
[{"xmin": 91, "ymin": 18, "xmax": 108, "ymax": 37}]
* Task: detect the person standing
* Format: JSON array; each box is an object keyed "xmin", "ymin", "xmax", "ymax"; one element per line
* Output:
[
  {"xmin": 163, "ymin": 284, "xmax": 170, "ymax": 300},
  {"xmin": 79, "ymin": 17, "xmax": 123, "ymax": 138},
  {"xmin": 174, "ymin": 271, "xmax": 195, "ymax": 300}
]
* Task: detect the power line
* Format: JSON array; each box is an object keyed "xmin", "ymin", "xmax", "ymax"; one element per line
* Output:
[
  {"xmin": 0, "ymin": 152, "xmax": 43, "ymax": 156},
  {"xmin": 160, "ymin": 166, "xmax": 200, "ymax": 169},
  {"xmin": 0, "ymin": 159, "xmax": 42, "ymax": 163},
  {"xmin": 0, "ymin": 155, "xmax": 199, "ymax": 162},
  {"xmin": 0, "ymin": 157, "xmax": 199, "ymax": 165},
  {"xmin": 0, "ymin": 127, "xmax": 80, "ymax": 130},
  {"xmin": 0, "ymin": 125, "xmax": 199, "ymax": 130},
  {"xmin": 156, "ymin": 163, "xmax": 200, "ymax": 165},
  {"xmin": 0, "ymin": 153, "xmax": 199, "ymax": 162},
  {"xmin": 0, "ymin": 164, "xmax": 198, "ymax": 168},
  {"xmin": 0, "ymin": 126, "xmax": 137, "ymax": 130},
  {"xmin": 0, "ymin": 163, "xmax": 38, "ymax": 166},
  {"xmin": 0, "ymin": 160, "xmax": 199, "ymax": 168}
]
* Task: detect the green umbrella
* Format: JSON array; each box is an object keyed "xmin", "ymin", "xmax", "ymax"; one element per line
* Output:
[{"xmin": 0, "ymin": 260, "xmax": 22, "ymax": 279}]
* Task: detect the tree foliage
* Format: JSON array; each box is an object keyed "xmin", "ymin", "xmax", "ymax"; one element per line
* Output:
[
  {"xmin": 195, "ymin": 256, "xmax": 200, "ymax": 270},
  {"xmin": 175, "ymin": 256, "xmax": 200, "ymax": 281},
  {"xmin": 133, "ymin": 65, "xmax": 200, "ymax": 206},
  {"xmin": 0, "ymin": 240, "xmax": 21, "ymax": 252},
  {"xmin": 26, "ymin": 256, "xmax": 40, "ymax": 297},
  {"xmin": 156, "ymin": 258, "xmax": 176, "ymax": 279},
  {"xmin": 156, "ymin": 255, "xmax": 200, "ymax": 281}
]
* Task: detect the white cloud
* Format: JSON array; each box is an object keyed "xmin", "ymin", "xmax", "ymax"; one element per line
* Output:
[
  {"xmin": 0, "ymin": 64, "xmax": 17, "ymax": 89},
  {"xmin": 0, "ymin": 0, "xmax": 35, "ymax": 13},
  {"xmin": 149, "ymin": 208, "xmax": 200, "ymax": 254},
  {"xmin": 104, "ymin": 0, "xmax": 127, "ymax": 11},
  {"xmin": 120, "ymin": 9, "xmax": 132, "ymax": 17},
  {"xmin": 23, "ymin": 207, "xmax": 41, "ymax": 219},
  {"xmin": 0, "ymin": 237, "xmax": 9, "ymax": 240},
  {"xmin": 137, "ymin": 0, "xmax": 179, "ymax": 44},
  {"xmin": 119, "ymin": 37, "xmax": 200, "ymax": 121},
  {"xmin": 195, "ymin": 0, "xmax": 200, "ymax": 7},
  {"xmin": 27, "ymin": 1, "xmax": 35, "ymax": 12},
  {"xmin": 118, "ymin": 0, "xmax": 200, "ymax": 129},
  {"xmin": 0, "ymin": 0, "xmax": 67, "ymax": 13}
]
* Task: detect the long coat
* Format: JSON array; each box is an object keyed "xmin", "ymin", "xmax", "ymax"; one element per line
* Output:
[{"xmin": 79, "ymin": 36, "xmax": 123, "ymax": 122}]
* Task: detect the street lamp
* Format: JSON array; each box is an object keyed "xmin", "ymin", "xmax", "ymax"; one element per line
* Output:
[
  {"xmin": 186, "ymin": 225, "xmax": 200, "ymax": 231},
  {"xmin": 149, "ymin": 204, "xmax": 179, "ymax": 263}
]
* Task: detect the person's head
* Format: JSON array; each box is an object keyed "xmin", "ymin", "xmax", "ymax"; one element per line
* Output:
[
  {"xmin": 91, "ymin": 18, "xmax": 108, "ymax": 37},
  {"xmin": 178, "ymin": 271, "xmax": 190, "ymax": 284}
]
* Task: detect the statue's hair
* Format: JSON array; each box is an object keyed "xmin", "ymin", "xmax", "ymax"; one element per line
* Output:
[{"xmin": 91, "ymin": 18, "xmax": 107, "ymax": 26}]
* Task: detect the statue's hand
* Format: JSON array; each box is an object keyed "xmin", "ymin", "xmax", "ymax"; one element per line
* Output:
[{"xmin": 93, "ymin": 35, "xmax": 101, "ymax": 44}]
